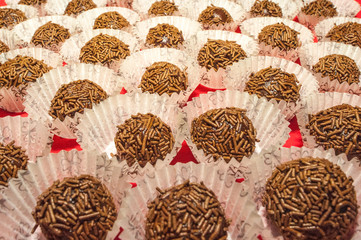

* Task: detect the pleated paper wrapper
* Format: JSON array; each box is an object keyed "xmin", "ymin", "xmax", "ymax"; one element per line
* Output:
[
  {"xmin": 240, "ymin": 17, "xmax": 314, "ymax": 62},
  {"xmin": 225, "ymin": 55, "xmax": 319, "ymax": 120},
  {"xmin": 300, "ymin": 42, "xmax": 361, "ymax": 95},
  {"xmin": 185, "ymin": 30, "xmax": 259, "ymax": 89},
  {"xmin": 132, "ymin": 0, "xmax": 191, "ymax": 20},
  {"xmin": 76, "ymin": 7, "xmax": 140, "ymax": 33},
  {"xmin": 0, "ymin": 48, "xmax": 62, "ymax": 113},
  {"xmin": 44, "ymin": 0, "xmax": 107, "ymax": 16},
  {"xmin": 132, "ymin": 16, "xmax": 202, "ymax": 51},
  {"xmin": 239, "ymin": 146, "xmax": 361, "ymax": 239},
  {"xmin": 0, "ymin": 5, "xmax": 39, "ymax": 30},
  {"xmin": 315, "ymin": 17, "xmax": 361, "ymax": 43},
  {"xmin": 297, "ymin": 92, "xmax": 361, "ymax": 163},
  {"xmin": 0, "ymin": 149, "xmax": 130, "ymax": 240},
  {"xmin": 0, "ymin": 29, "xmax": 16, "ymax": 51},
  {"xmin": 107, "ymin": 161, "xmax": 264, "ymax": 240},
  {"xmin": 298, "ymin": 0, "xmax": 361, "ymax": 31},
  {"xmin": 118, "ymin": 48, "xmax": 199, "ymax": 106},
  {"xmin": 12, "ymin": 15, "xmax": 78, "ymax": 52},
  {"xmin": 23, "ymin": 63, "xmax": 124, "ymax": 139},
  {"xmin": 183, "ymin": 90, "xmax": 291, "ymax": 164}
]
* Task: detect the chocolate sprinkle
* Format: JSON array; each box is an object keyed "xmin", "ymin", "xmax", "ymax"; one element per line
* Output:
[
  {"xmin": 0, "ymin": 141, "xmax": 29, "ymax": 187},
  {"xmin": 18, "ymin": 0, "xmax": 46, "ymax": 6},
  {"xmin": 148, "ymin": 0, "xmax": 178, "ymax": 16},
  {"xmin": 31, "ymin": 21, "xmax": 71, "ymax": 50},
  {"xmin": 197, "ymin": 39, "xmax": 247, "ymax": 71},
  {"xmin": 326, "ymin": 22, "xmax": 361, "ymax": 48},
  {"xmin": 145, "ymin": 180, "xmax": 230, "ymax": 240},
  {"xmin": 79, "ymin": 33, "xmax": 130, "ymax": 65},
  {"xmin": 0, "ymin": 40, "xmax": 9, "ymax": 54},
  {"xmin": 263, "ymin": 157, "xmax": 358, "ymax": 240},
  {"xmin": 32, "ymin": 175, "xmax": 117, "ymax": 240},
  {"xmin": 146, "ymin": 23, "xmax": 184, "ymax": 48},
  {"xmin": 93, "ymin": 11, "xmax": 130, "ymax": 30},
  {"xmin": 0, "ymin": 8, "xmax": 27, "ymax": 29},
  {"xmin": 114, "ymin": 113, "xmax": 175, "ymax": 167},
  {"xmin": 49, "ymin": 79, "xmax": 108, "ymax": 121},
  {"xmin": 0, "ymin": 55, "xmax": 52, "ymax": 88},
  {"xmin": 198, "ymin": 5, "xmax": 233, "ymax": 28},
  {"xmin": 301, "ymin": 0, "xmax": 337, "ymax": 17},
  {"xmin": 306, "ymin": 104, "xmax": 361, "ymax": 160},
  {"xmin": 312, "ymin": 54, "xmax": 360, "ymax": 85},
  {"xmin": 191, "ymin": 107, "xmax": 258, "ymax": 163},
  {"xmin": 64, "ymin": 0, "xmax": 96, "ymax": 17},
  {"xmin": 245, "ymin": 67, "xmax": 301, "ymax": 103},
  {"xmin": 250, "ymin": 0, "xmax": 283, "ymax": 18},
  {"xmin": 258, "ymin": 23, "xmax": 300, "ymax": 51},
  {"xmin": 139, "ymin": 61, "xmax": 188, "ymax": 96}
]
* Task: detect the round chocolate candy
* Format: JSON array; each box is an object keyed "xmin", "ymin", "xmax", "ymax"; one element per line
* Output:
[
  {"xmin": 0, "ymin": 8, "xmax": 27, "ymax": 29},
  {"xmin": 301, "ymin": 0, "xmax": 337, "ymax": 17},
  {"xmin": 93, "ymin": 11, "xmax": 130, "ymax": 30},
  {"xmin": 145, "ymin": 23, "xmax": 184, "ymax": 48},
  {"xmin": 148, "ymin": 0, "xmax": 178, "ymax": 16},
  {"xmin": 258, "ymin": 23, "xmax": 300, "ymax": 51},
  {"xmin": 326, "ymin": 22, "xmax": 361, "ymax": 48},
  {"xmin": 18, "ymin": 0, "xmax": 46, "ymax": 6},
  {"xmin": 198, "ymin": 5, "xmax": 233, "ymax": 28},
  {"xmin": 250, "ymin": 0, "xmax": 283, "ymax": 18},
  {"xmin": 31, "ymin": 21, "xmax": 71, "ymax": 51},
  {"xmin": 64, "ymin": 0, "xmax": 96, "ymax": 16}
]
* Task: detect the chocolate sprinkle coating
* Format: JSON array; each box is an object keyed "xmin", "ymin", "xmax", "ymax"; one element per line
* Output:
[
  {"xmin": 139, "ymin": 61, "xmax": 188, "ymax": 96},
  {"xmin": 93, "ymin": 11, "xmax": 130, "ymax": 30},
  {"xmin": 0, "ymin": 8, "xmax": 27, "ymax": 29},
  {"xmin": 326, "ymin": 22, "xmax": 361, "ymax": 48},
  {"xmin": 306, "ymin": 104, "xmax": 361, "ymax": 160},
  {"xmin": 0, "ymin": 55, "xmax": 52, "ymax": 88},
  {"xmin": 18, "ymin": 0, "xmax": 46, "ymax": 6},
  {"xmin": 301, "ymin": 0, "xmax": 337, "ymax": 17},
  {"xmin": 0, "ymin": 141, "xmax": 29, "ymax": 187},
  {"xmin": 258, "ymin": 23, "xmax": 300, "ymax": 51},
  {"xmin": 198, "ymin": 5, "xmax": 233, "ymax": 28},
  {"xmin": 145, "ymin": 23, "xmax": 184, "ymax": 48},
  {"xmin": 79, "ymin": 33, "xmax": 130, "ymax": 65},
  {"xmin": 32, "ymin": 175, "xmax": 117, "ymax": 240},
  {"xmin": 263, "ymin": 157, "xmax": 358, "ymax": 240},
  {"xmin": 250, "ymin": 0, "xmax": 283, "ymax": 18},
  {"xmin": 312, "ymin": 54, "xmax": 360, "ymax": 85},
  {"xmin": 191, "ymin": 107, "xmax": 258, "ymax": 163},
  {"xmin": 64, "ymin": 0, "xmax": 96, "ymax": 17},
  {"xmin": 0, "ymin": 40, "xmax": 9, "ymax": 54},
  {"xmin": 31, "ymin": 21, "xmax": 71, "ymax": 50},
  {"xmin": 245, "ymin": 67, "xmax": 301, "ymax": 103},
  {"xmin": 148, "ymin": 0, "xmax": 178, "ymax": 16},
  {"xmin": 145, "ymin": 180, "xmax": 230, "ymax": 240},
  {"xmin": 49, "ymin": 79, "xmax": 108, "ymax": 121},
  {"xmin": 197, "ymin": 39, "xmax": 247, "ymax": 71},
  {"xmin": 114, "ymin": 113, "xmax": 175, "ymax": 167}
]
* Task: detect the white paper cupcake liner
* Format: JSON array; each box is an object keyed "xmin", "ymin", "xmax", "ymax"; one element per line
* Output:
[
  {"xmin": 315, "ymin": 17, "xmax": 361, "ymax": 43},
  {"xmin": 300, "ymin": 42, "xmax": 361, "ymax": 95},
  {"xmin": 185, "ymin": 30, "xmax": 259, "ymax": 89},
  {"xmin": 240, "ymin": 17, "xmax": 314, "ymax": 62},
  {"xmin": 131, "ymin": 0, "xmax": 190, "ymax": 20},
  {"xmin": 108, "ymin": 161, "xmax": 264, "ymax": 240},
  {"xmin": 119, "ymin": 47, "xmax": 199, "ymax": 106},
  {"xmin": 76, "ymin": 7, "xmax": 140, "ymax": 33},
  {"xmin": 0, "ymin": 5, "xmax": 39, "ymax": 28},
  {"xmin": 0, "ymin": 47, "xmax": 62, "ymax": 113},
  {"xmin": 75, "ymin": 92, "xmax": 184, "ymax": 177},
  {"xmin": 23, "ymin": 63, "xmax": 124, "ymax": 139},
  {"xmin": 183, "ymin": 89, "xmax": 291, "ymax": 164},
  {"xmin": 225, "ymin": 55, "xmax": 319, "ymax": 120},
  {"xmin": 0, "ymin": 29, "xmax": 15, "ymax": 50},
  {"xmin": 44, "ymin": 0, "xmax": 107, "ymax": 16},
  {"xmin": 297, "ymin": 92, "xmax": 361, "ymax": 162},
  {"xmin": 0, "ymin": 149, "xmax": 130, "ymax": 240}
]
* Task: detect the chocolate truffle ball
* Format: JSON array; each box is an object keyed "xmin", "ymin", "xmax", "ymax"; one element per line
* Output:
[
  {"xmin": 258, "ymin": 23, "xmax": 300, "ymax": 51},
  {"xmin": 0, "ymin": 8, "xmax": 27, "ymax": 29},
  {"xmin": 148, "ymin": 0, "xmax": 178, "ymax": 16},
  {"xmin": 326, "ymin": 22, "xmax": 361, "ymax": 48},
  {"xmin": 145, "ymin": 23, "xmax": 184, "ymax": 48},
  {"xmin": 18, "ymin": 0, "xmax": 46, "ymax": 6},
  {"xmin": 301, "ymin": 0, "xmax": 337, "ymax": 17},
  {"xmin": 93, "ymin": 11, "xmax": 130, "ymax": 30},
  {"xmin": 250, "ymin": 0, "xmax": 283, "ymax": 18},
  {"xmin": 198, "ymin": 5, "xmax": 233, "ymax": 29},
  {"xmin": 64, "ymin": 0, "xmax": 96, "ymax": 17},
  {"xmin": 31, "ymin": 21, "xmax": 71, "ymax": 51}
]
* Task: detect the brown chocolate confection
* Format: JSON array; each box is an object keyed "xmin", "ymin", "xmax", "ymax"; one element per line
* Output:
[
  {"xmin": 0, "ymin": 40, "xmax": 9, "ymax": 54},
  {"xmin": 18, "ymin": 0, "xmax": 46, "ymax": 6},
  {"xmin": 326, "ymin": 22, "xmax": 361, "ymax": 48},
  {"xmin": 148, "ymin": 0, "xmax": 178, "ymax": 16},
  {"xmin": 312, "ymin": 54, "xmax": 360, "ymax": 85},
  {"xmin": 145, "ymin": 180, "xmax": 230, "ymax": 240},
  {"xmin": 197, "ymin": 39, "xmax": 247, "ymax": 71},
  {"xmin": 258, "ymin": 23, "xmax": 300, "ymax": 51},
  {"xmin": 145, "ymin": 23, "xmax": 184, "ymax": 48},
  {"xmin": 263, "ymin": 157, "xmax": 358, "ymax": 240},
  {"xmin": 64, "ymin": 0, "xmax": 96, "ymax": 17},
  {"xmin": 31, "ymin": 21, "xmax": 71, "ymax": 51},
  {"xmin": 301, "ymin": 0, "xmax": 337, "ymax": 17},
  {"xmin": 48, "ymin": 80, "xmax": 108, "ymax": 121},
  {"xmin": 93, "ymin": 11, "xmax": 130, "ymax": 30},
  {"xmin": 306, "ymin": 104, "xmax": 361, "ymax": 160},
  {"xmin": 245, "ymin": 67, "xmax": 301, "ymax": 103},
  {"xmin": 114, "ymin": 113, "xmax": 175, "ymax": 167},
  {"xmin": 0, "ymin": 55, "xmax": 52, "ymax": 88},
  {"xmin": 250, "ymin": 0, "xmax": 283, "ymax": 18},
  {"xmin": 79, "ymin": 33, "xmax": 130, "ymax": 65},
  {"xmin": 191, "ymin": 107, "xmax": 258, "ymax": 163},
  {"xmin": 198, "ymin": 5, "xmax": 233, "ymax": 28},
  {"xmin": 0, "ymin": 141, "xmax": 29, "ymax": 187},
  {"xmin": 139, "ymin": 61, "xmax": 188, "ymax": 96},
  {"xmin": 0, "ymin": 8, "xmax": 27, "ymax": 29},
  {"xmin": 31, "ymin": 175, "xmax": 117, "ymax": 240}
]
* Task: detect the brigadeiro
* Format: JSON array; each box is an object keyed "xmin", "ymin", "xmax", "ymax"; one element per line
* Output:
[{"xmin": 0, "ymin": 5, "xmax": 38, "ymax": 29}]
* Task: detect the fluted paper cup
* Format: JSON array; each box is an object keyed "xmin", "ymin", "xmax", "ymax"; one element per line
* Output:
[
  {"xmin": 132, "ymin": 0, "xmax": 190, "ymax": 20},
  {"xmin": 45, "ymin": 0, "xmax": 107, "ymax": 16}
]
